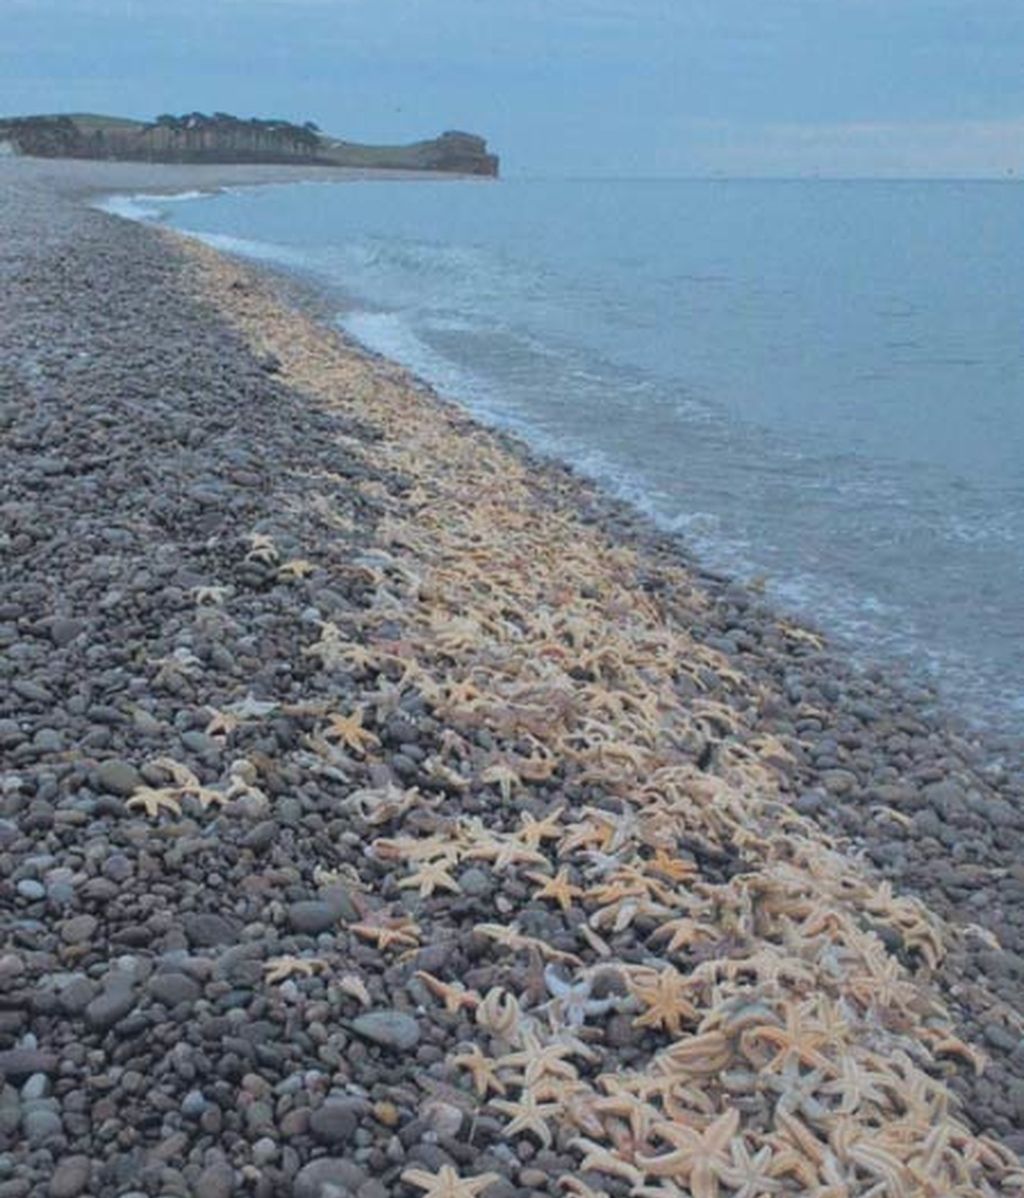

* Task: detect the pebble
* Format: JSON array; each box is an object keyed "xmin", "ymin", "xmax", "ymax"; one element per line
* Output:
[
  {"xmin": 309, "ymin": 1099, "xmax": 359, "ymax": 1146},
  {"xmin": 95, "ymin": 759, "xmax": 141, "ymax": 795},
  {"xmin": 23, "ymin": 1107, "xmax": 61, "ymax": 1145},
  {"xmin": 287, "ymin": 900, "xmax": 337, "ymax": 935},
  {"xmin": 147, "ymin": 972, "xmax": 201, "ymax": 1006},
  {"xmin": 194, "ymin": 1162, "xmax": 234, "ymax": 1198},
  {"xmin": 350, "ymin": 1010, "xmax": 421, "ymax": 1051},
  {"xmin": 295, "ymin": 1159, "xmax": 368, "ymax": 1198},
  {"xmin": 48, "ymin": 1155, "xmax": 91, "ymax": 1198},
  {"xmin": 84, "ymin": 986, "xmax": 136, "ymax": 1031}
]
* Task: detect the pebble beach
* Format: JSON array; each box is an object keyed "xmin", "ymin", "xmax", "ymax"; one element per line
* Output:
[{"xmin": 2, "ymin": 159, "xmax": 1024, "ymax": 1197}]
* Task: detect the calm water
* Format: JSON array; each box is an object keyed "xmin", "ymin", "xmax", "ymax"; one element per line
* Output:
[{"xmin": 105, "ymin": 178, "xmax": 1024, "ymax": 732}]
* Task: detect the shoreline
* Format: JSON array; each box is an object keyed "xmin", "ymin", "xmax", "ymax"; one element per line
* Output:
[
  {"xmin": 2, "ymin": 158, "xmax": 1023, "ymax": 1194},
  {"xmin": 110, "ymin": 168, "xmax": 1024, "ymax": 750}
]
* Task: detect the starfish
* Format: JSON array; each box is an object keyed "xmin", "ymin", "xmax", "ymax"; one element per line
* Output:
[
  {"xmin": 278, "ymin": 557, "xmax": 316, "ymax": 581},
  {"xmin": 476, "ymin": 987, "xmax": 522, "ymax": 1040},
  {"xmin": 517, "ymin": 806, "xmax": 565, "ymax": 849},
  {"xmin": 635, "ymin": 1107, "xmax": 741, "ymax": 1193},
  {"xmin": 321, "ymin": 707, "xmax": 380, "ymax": 756},
  {"xmin": 819, "ymin": 1052, "xmax": 898, "ymax": 1117},
  {"xmin": 350, "ymin": 913, "xmax": 421, "ymax": 951},
  {"xmin": 648, "ymin": 848, "xmax": 700, "ymax": 885},
  {"xmin": 416, "ymin": 972, "xmax": 481, "ymax": 1015},
  {"xmin": 346, "ymin": 783, "xmax": 429, "ymax": 826},
  {"xmin": 204, "ymin": 708, "xmax": 241, "ymax": 738},
  {"xmin": 245, "ymin": 532, "xmax": 279, "ymax": 565},
  {"xmin": 649, "ymin": 917, "xmax": 717, "ymax": 955},
  {"xmin": 627, "ymin": 964, "xmax": 699, "ymax": 1037},
  {"xmin": 498, "ymin": 1031, "xmax": 579, "ymax": 1088},
  {"xmin": 544, "ymin": 965, "xmax": 616, "ymax": 1028},
  {"xmin": 480, "ymin": 760, "xmax": 521, "ymax": 803},
  {"xmin": 491, "ymin": 1089, "xmax": 560, "ymax": 1148},
  {"xmin": 739, "ymin": 1001, "xmax": 836, "ymax": 1075},
  {"xmin": 263, "ymin": 956, "xmax": 327, "ymax": 984},
  {"xmin": 526, "ymin": 867, "xmax": 583, "ymax": 912},
  {"xmin": 569, "ymin": 1138, "xmax": 646, "ymax": 1188},
  {"xmin": 224, "ymin": 692, "xmax": 280, "ymax": 720},
  {"xmin": 451, "ymin": 1043, "xmax": 507, "ymax": 1097},
  {"xmin": 126, "ymin": 787, "xmax": 182, "ymax": 819},
  {"xmin": 466, "ymin": 835, "xmax": 547, "ymax": 872},
  {"xmin": 592, "ymin": 1082, "xmax": 660, "ymax": 1148},
  {"xmin": 763, "ymin": 1059, "xmax": 830, "ymax": 1123},
  {"xmin": 715, "ymin": 1139, "xmax": 784, "ymax": 1198},
  {"xmin": 401, "ymin": 1165, "xmax": 500, "ymax": 1198},
  {"xmin": 399, "ymin": 860, "xmax": 462, "ymax": 898},
  {"xmin": 192, "ymin": 584, "xmax": 231, "ymax": 606},
  {"xmin": 338, "ymin": 973, "xmax": 372, "ymax": 1006},
  {"xmin": 304, "ymin": 622, "xmax": 376, "ymax": 673}
]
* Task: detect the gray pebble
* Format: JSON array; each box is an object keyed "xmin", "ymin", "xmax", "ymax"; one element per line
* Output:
[{"xmin": 350, "ymin": 1010, "xmax": 420, "ymax": 1051}]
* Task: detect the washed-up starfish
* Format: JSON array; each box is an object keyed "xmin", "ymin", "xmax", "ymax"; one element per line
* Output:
[
  {"xmin": 245, "ymin": 532, "xmax": 279, "ymax": 565},
  {"xmin": 465, "ymin": 834, "xmax": 547, "ymax": 873},
  {"xmin": 526, "ymin": 867, "xmax": 583, "ymax": 913},
  {"xmin": 498, "ymin": 1030, "xmax": 579, "ymax": 1088},
  {"xmin": 491, "ymin": 1088, "xmax": 560, "ymax": 1149},
  {"xmin": 416, "ymin": 971, "xmax": 481, "ymax": 1015},
  {"xmin": 569, "ymin": 1137, "xmax": 646, "ymax": 1188},
  {"xmin": 649, "ymin": 917, "xmax": 717, "ymax": 955},
  {"xmin": 544, "ymin": 965, "xmax": 617, "ymax": 1028},
  {"xmin": 264, "ymin": 956, "xmax": 327, "ymax": 984},
  {"xmin": 204, "ymin": 708, "xmax": 241, "ymax": 739},
  {"xmin": 401, "ymin": 1165, "xmax": 500, "ymax": 1198},
  {"xmin": 739, "ymin": 1000, "xmax": 836, "ymax": 1075},
  {"xmin": 398, "ymin": 859, "xmax": 462, "ymax": 898},
  {"xmin": 473, "ymin": 923, "xmax": 578, "ymax": 964},
  {"xmin": 476, "ymin": 987, "xmax": 523, "ymax": 1040},
  {"xmin": 192, "ymin": 584, "xmax": 231, "ymax": 606},
  {"xmin": 517, "ymin": 806, "xmax": 565, "ymax": 849},
  {"xmin": 321, "ymin": 707, "xmax": 380, "ymax": 756},
  {"xmin": 126, "ymin": 787, "xmax": 182, "ymax": 819},
  {"xmin": 480, "ymin": 760, "xmax": 522, "ymax": 803},
  {"xmin": 350, "ymin": 913, "xmax": 421, "ymax": 951},
  {"xmin": 627, "ymin": 964, "xmax": 699, "ymax": 1037},
  {"xmin": 636, "ymin": 1107, "xmax": 741, "ymax": 1192},
  {"xmin": 451, "ymin": 1043, "xmax": 507, "ymax": 1098},
  {"xmin": 278, "ymin": 557, "xmax": 316, "ymax": 580}
]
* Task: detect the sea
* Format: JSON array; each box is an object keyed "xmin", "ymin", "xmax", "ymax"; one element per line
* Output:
[{"xmin": 100, "ymin": 177, "xmax": 1024, "ymax": 736}]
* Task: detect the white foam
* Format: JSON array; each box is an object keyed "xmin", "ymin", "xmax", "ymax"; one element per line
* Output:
[{"xmin": 94, "ymin": 189, "xmax": 209, "ymax": 222}]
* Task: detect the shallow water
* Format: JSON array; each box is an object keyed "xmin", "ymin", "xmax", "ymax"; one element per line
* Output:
[{"xmin": 106, "ymin": 178, "xmax": 1024, "ymax": 733}]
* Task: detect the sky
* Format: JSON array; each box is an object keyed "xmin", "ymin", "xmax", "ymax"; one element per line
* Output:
[{"xmin": 3, "ymin": 0, "xmax": 1023, "ymax": 177}]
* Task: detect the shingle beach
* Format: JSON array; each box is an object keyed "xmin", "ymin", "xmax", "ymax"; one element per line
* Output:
[{"xmin": 2, "ymin": 159, "xmax": 1023, "ymax": 1198}]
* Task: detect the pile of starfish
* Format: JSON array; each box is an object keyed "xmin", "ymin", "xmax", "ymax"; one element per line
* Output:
[{"xmin": 145, "ymin": 234, "xmax": 1024, "ymax": 1197}]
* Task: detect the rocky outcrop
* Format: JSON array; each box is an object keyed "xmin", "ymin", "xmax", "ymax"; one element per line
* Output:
[
  {"xmin": 320, "ymin": 130, "xmax": 499, "ymax": 176},
  {"xmin": 0, "ymin": 113, "xmax": 499, "ymax": 176}
]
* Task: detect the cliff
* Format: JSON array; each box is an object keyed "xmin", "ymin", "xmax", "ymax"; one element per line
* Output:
[{"xmin": 0, "ymin": 112, "xmax": 499, "ymax": 177}]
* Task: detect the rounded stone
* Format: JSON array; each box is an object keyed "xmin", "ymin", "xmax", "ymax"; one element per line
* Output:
[
  {"xmin": 309, "ymin": 1100, "xmax": 359, "ymax": 1146},
  {"xmin": 287, "ymin": 900, "xmax": 337, "ymax": 935},
  {"xmin": 23, "ymin": 1107, "xmax": 62, "ymax": 1145},
  {"xmin": 95, "ymin": 759, "xmax": 141, "ymax": 796},
  {"xmin": 147, "ymin": 972, "xmax": 201, "ymax": 1007},
  {"xmin": 48, "ymin": 1155, "xmax": 91, "ymax": 1198},
  {"xmin": 350, "ymin": 1010, "xmax": 420, "ymax": 1051},
  {"xmin": 295, "ymin": 1159, "xmax": 368, "ymax": 1198}
]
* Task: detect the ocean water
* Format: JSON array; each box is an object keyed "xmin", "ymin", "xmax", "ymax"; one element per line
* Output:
[{"xmin": 105, "ymin": 178, "xmax": 1024, "ymax": 733}]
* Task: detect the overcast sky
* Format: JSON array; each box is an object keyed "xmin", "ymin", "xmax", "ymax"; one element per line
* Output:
[{"xmin": 4, "ymin": 0, "xmax": 1023, "ymax": 177}]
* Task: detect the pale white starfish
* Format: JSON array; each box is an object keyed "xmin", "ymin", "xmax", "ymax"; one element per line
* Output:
[{"xmin": 543, "ymin": 965, "xmax": 617, "ymax": 1028}]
